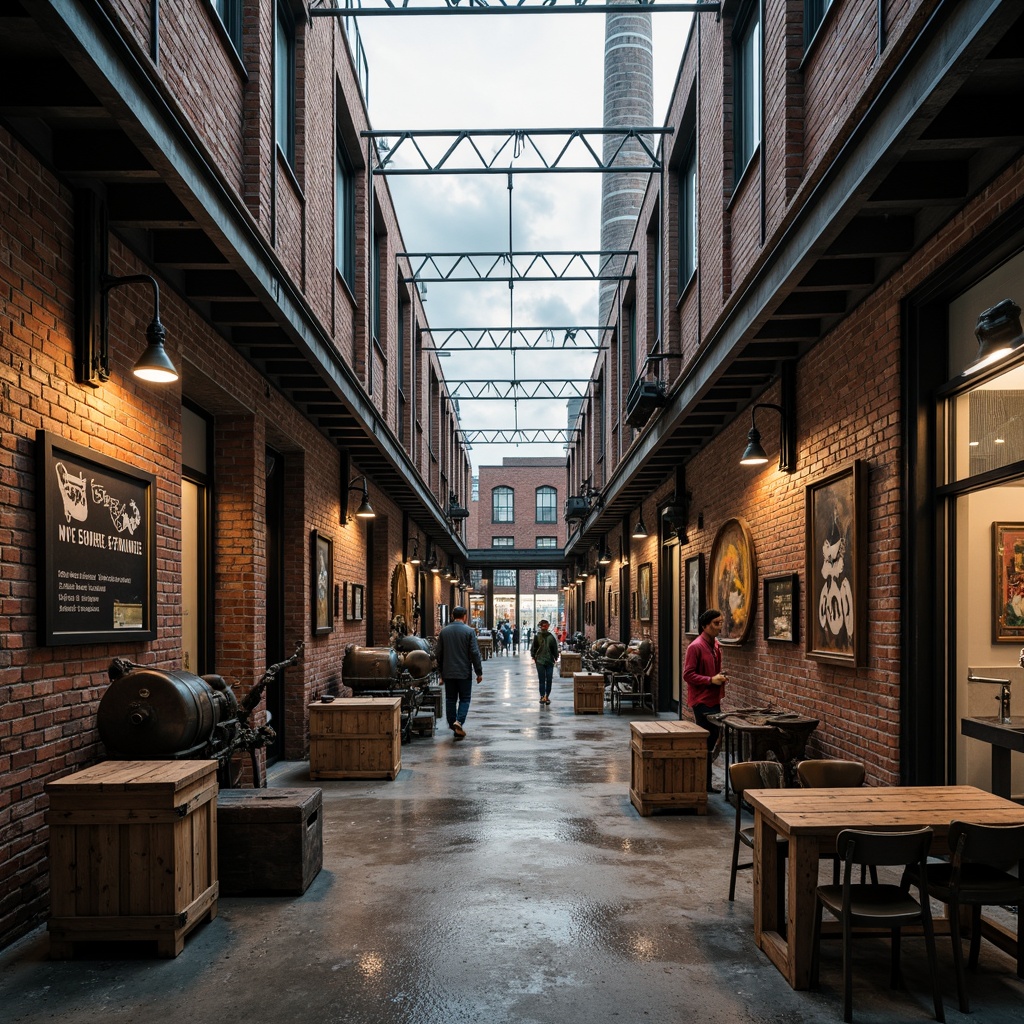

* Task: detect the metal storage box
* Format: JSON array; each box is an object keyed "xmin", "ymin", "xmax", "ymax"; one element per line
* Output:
[
  {"xmin": 217, "ymin": 788, "xmax": 322, "ymax": 895},
  {"xmin": 309, "ymin": 697, "xmax": 401, "ymax": 780},
  {"xmin": 45, "ymin": 760, "xmax": 218, "ymax": 957},
  {"xmin": 629, "ymin": 721, "xmax": 708, "ymax": 816},
  {"xmin": 573, "ymin": 671, "xmax": 604, "ymax": 714}
]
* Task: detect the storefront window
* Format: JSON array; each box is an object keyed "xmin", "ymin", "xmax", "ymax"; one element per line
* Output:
[{"xmin": 949, "ymin": 362, "xmax": 1024, "ymax": 483}]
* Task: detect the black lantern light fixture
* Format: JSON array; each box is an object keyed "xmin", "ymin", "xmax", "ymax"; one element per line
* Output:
[
  {"xmin": 738, "ymin": 363, "xmax": 796, "ymax": 472},
  {"xmin": 962, "ymin": 299, "xmax": 1024, "ymax": 377},
  {"xmin": 631, "ymin": 507, "xmax": 648, "ymax": 540},
  {"xmin": 344, "ymin": 476, "xmax": 375, "ymax": 522},
  {"xmin": 409, "ymin": 540, "xmax": 421, "ymax": 566},
  {"xmin": 597, "ymin": 536, "xmax": 613, "ymax": 566}
]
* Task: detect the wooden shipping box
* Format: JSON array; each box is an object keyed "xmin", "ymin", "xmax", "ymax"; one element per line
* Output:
[
  {"xmin": 45, "ymin": 760, "xmax": 219, "ymax": 957},
  {"xmin": 217, "ymin": 788, "xmax": 323, "ymax": 895},
  {"xmin": 559, "ymin": 652, "xmax": 582, "ymax": 677},
  {"xmin": 309, "ymin": 697, "xmax": 401, "ymax": 780},
  {"xmin": 573, "ymin": 671, "xmax": 605, "ymax": 715},
  {"xmin": 629, "ymin": 720, "xmax": 708, "ymax": 817}
]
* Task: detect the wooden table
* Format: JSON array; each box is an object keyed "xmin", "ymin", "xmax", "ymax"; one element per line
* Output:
[{"xmin": 745, "ymin": 785, "xmax": 1024, "ymax": 990}]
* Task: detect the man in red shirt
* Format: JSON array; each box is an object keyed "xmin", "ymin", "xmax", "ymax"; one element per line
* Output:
[{"xmin": 683, "ymin": 608, "xmax": 728, "ymax": 793}]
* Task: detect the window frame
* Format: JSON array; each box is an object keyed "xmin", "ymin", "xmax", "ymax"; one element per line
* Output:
[
  {"xmin": 733, "ymin": 0, "xmax": 762, "ymax": 181},
  {"xmin": 535, "ymin": 485, "xmax": 557, "ymax": 524},
  {"xmin": 680, "ymin": 140, "xmax": 697, "ymax": 288},
  {"xmin": 274, "ymin": 0, "xmax": 296, "ymax": 167},
  {"xmin": 211, "ymin": 0, "xmax": 242, "ymax": 54},
  {"xmin": 335, "ymin": 143, "xmax": 356, "ymax": 286},
  {"xmin": 492, "ymin": 486, "xmax": 514, "ymax": 523},
  {"xmin": 805, "ymin": 0, "xmax": 834, "ymax": 50}
]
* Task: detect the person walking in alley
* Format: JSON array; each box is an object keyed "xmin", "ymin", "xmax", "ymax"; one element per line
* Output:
[
  {"xmin": 531, "ymin": 618, "xmax": 560, "ymax": 704},
  {"xmin": 435, "ymin": 606, "xmax": 483, "ymax": 739},
  {"xmin": 683, "ymin": 608, "xmax": 728, "ymax": 793}
]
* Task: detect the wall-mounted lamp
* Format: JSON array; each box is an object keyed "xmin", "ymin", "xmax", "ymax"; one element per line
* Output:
[
  {"xmin": 631, "ymin": 508, "xmax": 648, "ymax": 540},
  {"xmin": 75, "ymin": 190, "xmax": 178, "ymax": 387},
  {"xmin": 428, "ymin": 552, "xmax": 440, "ymax": 573},
  {"xmin": 962, "ymin": 299, "xmax": 1024, "ymax": 377},
  {"xmin": 345, "ymin": 476, "xmax": 375, "ymax": 522},
  {"xmin": 409, "ymin": 540, "xmax": 421, "ymax": 565},
  {"xmin": 597, "ymin": 537, "xmax": 612, "ymax": 566},
  {"xmin": 447, "ymin": 493, "xmax": 470, "ymax": 521},
  {"xmin": 561, "ymin": 570, "xmax": 571, "ymax": 589},
  {"xmin": 738, "ymin": 364, "xmax": 796, "ymax": 472},
  {"xmin": 619, "ymin": 538, "xmax": 629, "ymax": 566}
]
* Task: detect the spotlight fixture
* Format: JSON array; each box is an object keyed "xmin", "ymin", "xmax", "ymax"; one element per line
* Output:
[
  {"xmin": 632, "ymin": 509, "xmax": 648, "ymax": 540},
  {"xmin": 738, "ymin": 365, "xmax": 796, "ymax": 472},
  {"xmin": 428, "ymin": 553, "xmax": 439, "ymax": 573},
  {"xmin": 962, "ymin": 299, "xmax": 1024, "ymax": 377},
  {"xmin": 344, "ymin": 476, "xmax": 375, "ymax": 522},
  {"xmin": 597, "ymin": 537, "xmax": 612, "ymax": 566},
  {"xmin": 409, "ymin": 540, "xmax": 421, "ymax": 565}
]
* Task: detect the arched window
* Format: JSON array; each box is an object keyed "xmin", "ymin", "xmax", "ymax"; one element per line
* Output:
[
  {"xmin": 535, "ymin": 486, "xmax": 557, "ymax": 523},
  {"xmin": 492, "ymin": 486, "xmax": 514, "ymax": 523}
]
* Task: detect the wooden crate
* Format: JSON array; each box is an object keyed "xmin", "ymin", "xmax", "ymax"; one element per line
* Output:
[
  {"xmin": 45, "ymin": 760, "xmax": 218, "ymax": 957},
  {"xmin": 217, "ymin": 788, "xmax": 322, "ymax": 895},
  {"xmin": 309, "ymin": 697, "xmax": 401, "ymax": 780},
  {"xmin": 573, "ymin": 672, "xmax": 605, "ymax": 715},
  {"xmin": 629, "ymin": 721, "xmax": 708, "ymax": 816},
  {"xmin": 559, "ymin": 652, "xmax": 582, "ymax": 677}
]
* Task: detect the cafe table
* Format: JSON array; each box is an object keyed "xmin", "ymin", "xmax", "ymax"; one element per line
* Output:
[{"xmin": 744, "ymin": 784, "xmax": 1024, "ymax": 990}]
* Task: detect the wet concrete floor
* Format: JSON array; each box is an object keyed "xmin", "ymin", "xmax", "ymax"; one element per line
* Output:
[{"xmin": 2, "ymin": 652, "xmax": 1023, "ymax": 1023}]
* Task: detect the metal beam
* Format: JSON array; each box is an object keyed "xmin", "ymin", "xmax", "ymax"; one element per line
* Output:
[
  {"xmin": 447, "ymin": 379, "xmax": 592, "ymax": 399},
  {"xmin": 365, "ymin": 128, "xmax": 671, "ymax": 174},
  {"xmin": 403, "ymin": 251, "xmax": 636, "ymax": 283},
  {"xmin": 422, "ymin": 326, "xmax": 607, "ymax": 351},
  {"xmin": 458, "ymin": 427, "xmax": 574, "ymax": 444},
  {"xmin": 313, "ymin": 0, "xmax": 718, "ymax": 15}
]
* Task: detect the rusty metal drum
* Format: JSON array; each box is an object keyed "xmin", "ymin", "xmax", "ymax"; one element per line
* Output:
[{"xmin": 342, "ymin": 646, "xmax": 400, "ymax": 688}]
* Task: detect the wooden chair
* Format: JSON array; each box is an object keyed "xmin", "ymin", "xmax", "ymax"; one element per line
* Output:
[
  {"xmin": 797, "ymin": 759, "xmax": 872, "ymax": 885},
  {"xmin": 810, "ymin": 827, "xmax": 944, "ymax": 1024},
  {"xmin": 912, "ymin": 820, "xmax": 1024, "ymax": 1012},
  {"xmin": 728, "ymin": 760, "xmax": 786, "ymax": 903}
]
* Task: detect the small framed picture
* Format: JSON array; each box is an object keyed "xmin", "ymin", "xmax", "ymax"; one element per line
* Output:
[
  {"xmin": 345, "ymin": 581, "xmax": 365, "ymax": 621},
  {"xmin": 685, "ymin": 554, "xmax": 705, "ymax": 636},
  {"xmin": 638, "ymin": 562, "xmax": 652, "ymax": 622},
  {"xmin": 763, "ymin": 574, "xmax": 799, "ymax": 643},
  {"xmin": 312, "ymin": 530, "xmax": 334, "ymax": 635}
]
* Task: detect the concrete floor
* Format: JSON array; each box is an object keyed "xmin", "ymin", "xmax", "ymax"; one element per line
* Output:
[{"xmin": 2, "ymin": 652, "xmax": 1023, "ymax": 1023}]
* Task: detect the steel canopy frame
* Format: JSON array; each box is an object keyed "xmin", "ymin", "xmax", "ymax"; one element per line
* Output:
[
  {"xmin": 401, "ymin": 250, "xmax": 637, "ymax": 283},
  {"xmin": 420, "ymin": 326, "xmax": 608, "ymax": 352},
  {"xmin": 312, "ymin": 0, "xmax": 718, "ymax": 16}
]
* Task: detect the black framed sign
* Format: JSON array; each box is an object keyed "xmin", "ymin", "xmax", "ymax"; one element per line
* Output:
[
  {"xmin": 763, "ymin": 573, "xmax": 799, "ymax": 643},
  {"xmin": 685, "ymin": 553, "xmax": 705, "ymax": 636},
  {"xmin": 312, "ymin": 531, "xmax": 334, "ymax": 635},
  {"xmin": 37, "ymin": 429, "xmax": 157, "ymax": 645}
]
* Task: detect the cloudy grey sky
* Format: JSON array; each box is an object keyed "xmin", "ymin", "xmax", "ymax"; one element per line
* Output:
[{"xmin": 356, "ymin": 11, "xmax": 693, "ymax": 470}]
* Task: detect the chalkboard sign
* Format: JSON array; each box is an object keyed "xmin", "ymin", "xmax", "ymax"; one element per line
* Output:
[{"xmin": 38, "ymin": 430, "xmax": 157, "ymax": 645}]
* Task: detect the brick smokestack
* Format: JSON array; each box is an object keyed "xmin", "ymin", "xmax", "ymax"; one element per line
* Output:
[{"xmin": 600, "ymin": 4, "xmax": 653, "ymax": 328}]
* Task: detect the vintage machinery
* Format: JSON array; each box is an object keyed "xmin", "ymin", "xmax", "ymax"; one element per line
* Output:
[{"xmin": 342, "ymin": 641, "xmax": 437, "ymax": 743}]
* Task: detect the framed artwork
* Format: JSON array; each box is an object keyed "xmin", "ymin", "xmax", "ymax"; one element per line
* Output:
[
  {"xmin": 708, "ymin": 517, "xmax": 757, "ymax": 644},
  {"xmin": 638, "ymin": 562, "xmax": 652, "ymax": 622},
  {"xmin": 345, "ymin": 581, "xmax": 365, "ymax": 622},
  {"xmin": 607, "ymin": 586, "xmax": 613, "ymax": 623},
  {"xmin": 805, "ymin": 460, "xmax": 867, "ymax": 665},
  {"xmin": 763, "ymin": 574, "xmax": 799, "ymax": 643},
  {"xmin": 684, "ymin": 554, "xmax": 705, "ymax": 636},
  {"xmin": 312, "ymin": 530, "xmax": 334, "ymax": 635},
  {"xmin": 631, "ymin": 590, "xmax": 637, "ymax": 620},
  {"xmin": 992, "ymin": 522, "xmax": 1024, "ymax": 642}
]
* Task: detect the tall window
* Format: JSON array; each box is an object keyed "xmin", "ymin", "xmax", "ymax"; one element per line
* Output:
[
  {"xmin": 680, "ymin": 142, "xmax": 697, "ymax": 286},
  {"xmin": 805, "ymin": 0, "xmax": 834, "ymax": 47},
  {"xmin": 492, "ymin": 486, "xmax": 513, "ymax": 523},
  {"xmin": 212, "ymin": 0, "xmax": 241, "ymax": 51},
  {"xmin": 372, "ymin": 233, "xmax": 382, "ymax": 345},
  {"xmin": 335, "ymin": 144, "xmax": 355, "ymax": 286},
  {"xmin": 494, "ymin": 570, "xmax": 517, "ymax": 587},
  {"xmin": 734, "ymin": 1, "xmax": 762, "ymax": 178},
  {"xmin": 536, "ymin": 571, "xmax": 559, "ymax": 589},
  {"xmin": 492, "ymin": 537, "xmax": 514, "ymax": 547},
  {"xmin": 274, "ymin": 2, "xmax": 296, "ymax": 166},
  {"xmin": 535, "ymin": 486, "xmax": 557, "ymax": 523}
]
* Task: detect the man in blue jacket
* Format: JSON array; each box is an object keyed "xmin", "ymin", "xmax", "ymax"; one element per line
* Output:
[{"xmin": 435, "ymin": 606, "xmax": 484, "ymax": 739}]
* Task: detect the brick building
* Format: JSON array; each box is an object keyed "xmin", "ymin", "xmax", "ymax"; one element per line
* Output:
[
  {"xmin": 0, "ymin": 0, "xmax": 473, "ymax": 949},
  {"xmin": 563, "ymin": 0, "xmax": 1024, "ymax": 794}
]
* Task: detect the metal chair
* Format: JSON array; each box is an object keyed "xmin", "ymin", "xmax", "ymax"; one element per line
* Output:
[
  {"xmin": 913, "ymin": 820, "xmax": 1024, "ymax": 1013},
  {"xmin": 728, "ymin": 760, "xmax": 786, "ymax": 903},
  {"xmin": 796, "ymin": 759, "xmax": 872, "ymax": 884},
  {"xmin": 810, "ymin": 827, "xmax": 944, "ymax": 1024}
]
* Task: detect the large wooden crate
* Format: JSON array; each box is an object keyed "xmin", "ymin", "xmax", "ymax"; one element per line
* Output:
[
  {"xmin": 629, "ymin": 721, "xmax": 708, "ymax": 816},
  {"xmin": 309, "ymin": 697, "xmax": 401, "ymax": 780},
  {"xmin": 559, "ymin": 651, "xmax": 582, "ymax": 677},
  {"xmin": 45, "ymin": 760, "xmax": 218, "ymax": 957},
  {"xmin": 217, "ymin": 788, "xmax": 322, "ymax": 895},
  {"xmin": 573, "ymin": 672, "xmax": 604, "ymax": 715}
]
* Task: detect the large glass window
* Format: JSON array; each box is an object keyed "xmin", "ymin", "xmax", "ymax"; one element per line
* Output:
[
  {"xmin": 274, "ymin": 2, "xmax": 296, "ymax": 166},
  {"xmin": 680, "ymin": 143, "xmax": 697, "ymax": 286},
  {"xmin": 212, "ymin": 0, "xmax": 241, "ymax": 51},
  {"xmin": 734, "ymin": 2, "xmax": 761, "ymax": 178},
  {"xmin": 536, "ymin": 570, "xmax": 559, "ymax": 589},
  {"xmin": 335, "ymin": 145, "xmax": 355, "ymax": 286},
  {"xmin": 492, "ymin": 486, "xmax": 513, "ymax": 523},
  {"xmin": 494, "ymin": 570, "xmax": 517, "ymax": 588},
  {"xmin": 535, "ymin": 486, "xmax": 557, "ymax": 523}
]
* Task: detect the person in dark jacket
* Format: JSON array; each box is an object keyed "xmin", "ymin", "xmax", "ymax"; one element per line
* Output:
[
  {"xmin": 434, "ymin": 606, "xmax": 483, "ymax": 739},
  {"xmin": 530, "ymin": 618, "xmax": 560, "ymax": 705}
]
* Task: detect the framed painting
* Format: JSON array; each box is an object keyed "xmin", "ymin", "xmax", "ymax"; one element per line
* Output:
[
  {"xmin": 345, "ymin": 581, "xmax": 365, "ymax": 622},
  {"xmin": 638, "ymin": 562, "xmax": 652, "ymax": 622},
  {"xmin": 708, "ymin": 517, "xmax": 757, "ymax": 644},
  {"xmin": 763, "ymin": 573, "xmax": 799, "ymax": 643},
  {"xmin": 992, "ymin": 522, "xmax": 1024, "ymax": 642},
  {"xmin": 805, "ymin": 460, "xmax": 867, "ymax": 665},
  {"xmin": 684, "ymin": 554, "xmax": 705, "ymax": 636},
  {"xmin": 312, "ymin": 530, "xmax": 334, "ymax": 635}
]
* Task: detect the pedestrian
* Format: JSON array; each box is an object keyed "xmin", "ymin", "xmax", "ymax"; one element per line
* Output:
[
  {"xmin": 501, "ymin": 620, "xmax": 512, "ymax": 653},
  {"xmin": 530, "ymin": 618, "xmax": 560, "ymax": 705},
  {"xmin": 511, "ymin": 624, "xmax": 520, "ymax": 655},
  {"xmin": 494, "ymin": 625, "xmax": 505, "ymax": 656},
  {"xmin": 434, "ymin": 605, "xmax": 483, "ymax": 740},
  {"xmin": 683, "ymin": 608, "xmax": 728, "ymax": 793}
]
